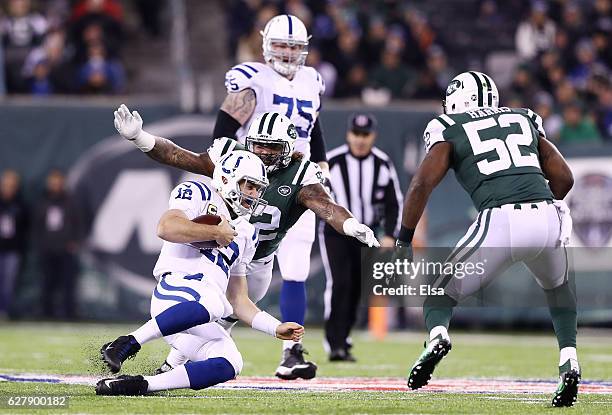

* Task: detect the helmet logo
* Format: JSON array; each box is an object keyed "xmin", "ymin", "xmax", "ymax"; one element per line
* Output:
[
  {"xmin": 278, "ymin": 185, "xmax": 292, "ymax": 196},
  {"xmin": 206, "ymin": 204, "xmax": 218, "ymax": 215},
  {"xmin": 446, "ymin": 79, "xmax": 461, "ymax": 96},
  {"xmin": 287, "ymin": 124, "xmax": 297, "ymax": 140}
]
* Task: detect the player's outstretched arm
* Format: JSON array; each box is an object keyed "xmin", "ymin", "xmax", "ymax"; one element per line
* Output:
[
  {"xmin": 297, "ymin": 183, "xmax": 380, "ymax": 247},
  {"xmin": 226, "ymin": 275, "xmax": 304, "ymax": 341},
  {"xmin": 114, "ymin": 104, "xmax": 215, "ymax": 176},
  {"xmin": 398, "ymin": 142, "xmax": 452, "ymax": 244},
  {"xmin": 538, "ymin": 136, "xmax": 574, "ymax": 200},
  {"xmin": 157, "ymin": 210, "xmax": 236, "ymax": 246}
]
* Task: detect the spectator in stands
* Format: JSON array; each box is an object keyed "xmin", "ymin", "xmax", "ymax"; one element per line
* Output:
[
  {"xmin": 360, "ymin": 16, "xmax": 386, "ymax": 69},
  {"xmin": 591, "ymin": 28, "xmax": 611, "ymax": 67},
  {"xmin": 134, "ymin": 0, "xmax": 165, "ymax": 38},
  {"xmin": 594, "ymin": 78, "xmax": 612, "ymax": 140},
  {"xmin": 330, "ymin": 29, "xmax": 363, "ymax": 96},
  {"xmin": 0, "ymin": 0, "xmax": 48, "ymax": 92},
  {"xmin": 590, "ymin": 0, "xmax": 612, "ymax": 29},
  {"xmin": 235, "ymin": 3, "xmax": 277, "ymax": 63},
  {"xmin": 559, "ymin": 101, "xmax": 602, "ymax": 143},
  {"xmin": 76, "ymin": 41, "xmax": 124, "ymax": 94},
  {"xmin": 515, "ymin": 1, "xmax": 556, "ymax": 61},
  {"xmin": 561, "ymin": 2, "xmax": 587, "ymax": 58},
  {"xmin": 70, "ymin": 0, "xmax": 123, "ymax": 61},
  {"xmin": 555, "ymin": 79, "xmax": 579, "ymax": 109},
  {"xmin": 22, "ymin": 29, "xmax": 75, "ymax": 94},
  {"xmin": 507, "ymin": 64, "xmax": 539, "ymax": 104},
  {"xmin": 306, "ymin": 46, "xmax": 336, "ymax": 97},
  {"xmin": 368, "ymin": 48, "xmax": 416, "ymax": 99},
  {"xmin": 534, "ymin": 91, "xmax": 563, "ymax": 142},
  {"xmin": 568, "ymin": 39, "xmax": 600, "ymax": 91},
  {"xmin": 34, "ymin": 169, "xmax": 81, "ymax": 320},
  {"xmin": 0, "ymin": 169, "xmax": 28, "ymax": 319}
]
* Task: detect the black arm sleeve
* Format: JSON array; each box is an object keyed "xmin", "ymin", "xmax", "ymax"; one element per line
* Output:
[
  {"xmin": 383, "ymin": 163, "xmax": 402, "ymax": 237},
  {"xmin": 309, "ymin": 118, "xmax": 327, "ymax": 163},
  {"xmin": 212, "ymin": 109, "xmax": 242, "ymax": 140}
]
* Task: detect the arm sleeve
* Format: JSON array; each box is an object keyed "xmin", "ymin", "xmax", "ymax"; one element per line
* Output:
[
  {"xmin": 213, "ymin": 109, "xmax": 242, "ymax": 140},
  {"xmin": 309, "ymin": 118, "xmax": 327, "ymax": 163},
  {"xmin": 382, "ymin": 162, "xmax": 403, "ymax": 237}
]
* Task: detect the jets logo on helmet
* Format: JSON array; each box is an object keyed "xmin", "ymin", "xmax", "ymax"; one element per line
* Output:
[
  {"xmin": 246, "ymin": 112, "xmax": 297, "ymax": 173},
  {"xmin": 212, "ymin": 150, "xmax": 269, "ymax": 217},
  {"xmin": 443, "ymin": 71, "xmax": 499, "ymax": 114},
  {"xmin": 260, "ymin": 14, "xmax": 311, "ymax": 77}
]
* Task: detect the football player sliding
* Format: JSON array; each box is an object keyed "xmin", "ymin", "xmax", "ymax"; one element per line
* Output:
[
  {"xmin": 97, "ymin": 151, "xmax": 304, "ymax": 396},
  {"xmin": 217, "ymin": 14, "xmax": 329, "ymax": 377},
  {"xmin": 394, "ymin": 71, "xmax": 579, "ymax": 407},
  {"xmin": 112, "ymin": 105, "xmax": 380, "ymax": 381}
]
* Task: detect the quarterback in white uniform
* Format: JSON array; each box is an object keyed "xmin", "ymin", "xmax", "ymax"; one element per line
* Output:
[
  {"xmin": 213, "ymin": 14, "xmax": 329, "ymax": 375},
  {"xmin": 96, "ymin": 150, "xmax": 304, "ymax": 396}
]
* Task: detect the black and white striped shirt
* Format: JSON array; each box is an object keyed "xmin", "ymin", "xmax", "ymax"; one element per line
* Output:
[{"xmin": 325, "ymin": 144, "xmax": 402, "ymax": 237}]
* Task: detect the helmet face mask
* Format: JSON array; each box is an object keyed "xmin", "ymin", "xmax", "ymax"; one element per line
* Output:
[
  {"xmin": 213, "ymin": 151, "xmax": 269, "ymax": 217},
  {"xmin": 443, "ymin": 71, "xmax": 499, "ymax": 114},
  {"xmin": 246, "ymin": 112, "xmax": 297, "ymax": 173},
  {"xmin": 261, "ymin": 15, "xmax": 310, "ymax": 77}
]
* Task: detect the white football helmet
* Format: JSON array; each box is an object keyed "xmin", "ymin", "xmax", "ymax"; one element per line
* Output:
[
  {"xmin": 260, "ymin": 14, "xmax": 310, "ymax": 77},
  {"xmin": 443, "ymin": 71, "xmax": 499, "ymax": 114},
  {"xmin": 212, "ymin": 150, "xmax": 269, "ymax": 216},
  {"xmin": 245, "ymin": 112, "xmax": 297, "ymax": 172}
]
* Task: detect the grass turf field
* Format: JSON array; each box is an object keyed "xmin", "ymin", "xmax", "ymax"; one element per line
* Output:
[{"xmin": 0, "ymin": 323, "xmax": 611, "ymax": 414}]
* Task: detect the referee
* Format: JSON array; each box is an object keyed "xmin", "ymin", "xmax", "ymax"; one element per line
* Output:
[{"xmin": 320, "ymin": 113, "xmax": 402, "ymax": 361}]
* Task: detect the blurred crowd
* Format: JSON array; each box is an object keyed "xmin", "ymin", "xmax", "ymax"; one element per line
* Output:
[
  {"xmin": 225, "ymin": 0, "xmax": 611, "ymax": 142},
  {"xmin": 0, "ymin": 168, "xmax": 82, "ymax": 320},
  {"xmin": 0, "ymin": 0, "xmax": 164, "ymax": 95}
]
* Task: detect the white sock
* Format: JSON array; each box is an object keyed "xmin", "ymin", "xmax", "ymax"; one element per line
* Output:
[
  {"xmin": 283, "ymin": 339, "xmax": 300, "ymax": 350},
  {"xmin": 130, "ymin": 319, "xmax": 162, "ymax": 345},
  {"xmin": 429, "ymin": 326, "xmax": 450, "ymax": 342},
  {"xmin": 559, "ymin": 347, "xmax": 578, "ymax": 366},
  {"xmin": 144, "ymin": 365, "xmax": 190, "ymax": 392}
]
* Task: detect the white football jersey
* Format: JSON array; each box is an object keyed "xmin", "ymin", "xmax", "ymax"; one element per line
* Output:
[
  {"xmin": 224, "ymin": 62, "xmax": 325, "ymax": 160},
  {"xmin": 153, "ymin": 176, "xmax": 258, "ymax": 294}
]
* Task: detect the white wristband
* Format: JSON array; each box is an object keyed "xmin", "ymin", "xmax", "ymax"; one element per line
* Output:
[
  {"xmin": 133, "ymin": 130, "xmax": 156, "ymax": 152},
  {"xmin": 251, "ymin": 311, "xmax": 281, "ymax": 337}
]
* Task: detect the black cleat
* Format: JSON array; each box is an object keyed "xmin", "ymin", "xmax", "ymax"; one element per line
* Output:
[
  {"xmin": 407, "ymin": 337, "xmax": 452, "ymax": 390},
  {"xmin": 100, "ymin": 335, "xmax": 141, "ymax": 374},
  {"xmin": 275, "ymin": 343, "xmax": 317, "ymax": 380},
  {"xmin": 153, "ymin": 361, "xmax": 173, "ymax": 375},
  {"xmin": 329, "ymin": 348, "xmax": 357, "ymax": 362},
  {"xmin": 552, "ymin": 363, "xmax": 581, "ymax": 407},
  {"xmin": 95, "ymin": 375, "xmax": 149, "ymax": 396}
]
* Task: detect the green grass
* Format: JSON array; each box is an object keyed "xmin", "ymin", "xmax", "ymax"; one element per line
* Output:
[{"xmin": 1, "ymin": 323, "xmax": 611, "ymax": 414}]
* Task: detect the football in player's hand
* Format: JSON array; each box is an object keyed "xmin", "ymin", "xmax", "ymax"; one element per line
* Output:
[{"xmin": 188, "ymin": 214, "xmax": 222, "ymax": 249}]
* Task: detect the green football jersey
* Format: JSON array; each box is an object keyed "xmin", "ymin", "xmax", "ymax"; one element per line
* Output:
[
  {"xmin": 423, "ymin": 107, "xmax": 554, "ymax": 210},
  {"xmin": 212, "ymin": 138, "xmax": 323, "ymax": 259}
]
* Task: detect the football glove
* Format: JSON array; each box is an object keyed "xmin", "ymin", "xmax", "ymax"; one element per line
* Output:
[
  {"xmin": 343, "ymin": 218, "xmax": 380, "ymax": 247},
  {"xmin": 113, "ymin": 104, "xmax": 155, "ymax": 152}
]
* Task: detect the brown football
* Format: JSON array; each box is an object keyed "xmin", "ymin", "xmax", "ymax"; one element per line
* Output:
[{"xmin": 188, "ymin": 214, "xmax": 222, "ymax": 249}]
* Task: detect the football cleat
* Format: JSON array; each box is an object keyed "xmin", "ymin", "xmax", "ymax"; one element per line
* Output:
[
  {"xmin": 275, "ymin": 343, "xmax": 317, "ymax": 380},
  {"xmin": 153, "ymin": 360, "xmax": 173, "ymax": 375},
  {"xmin": 95, "ymin": 375, "xmax": 149, "ymax": 396},
  {"xmin": 552, "ymin": 359, "xmax": 581, "ymax": 407},
  {"xmin": 407, "ymin": 336, "xmax": 452, "ymax": 390},
  {"xmin": 100, "ymin": 335, "xmax": 141, "ymax": 374}
]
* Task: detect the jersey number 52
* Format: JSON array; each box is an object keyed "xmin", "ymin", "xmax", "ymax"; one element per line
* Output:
[{"xmin": 464, "ymin": 113, "xmax": 540, "ymax": 175}]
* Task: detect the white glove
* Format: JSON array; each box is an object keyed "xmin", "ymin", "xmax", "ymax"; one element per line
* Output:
[
  {"xmin": 343, "ymin": 218, "xmax": 380, "ymax": 247},
  {"xmin": 207, "ymin": 137, "xmax": 238, "ymax": 164},
  {"xmin": 553, "ymin": 200, "xmax": 573, "ymax": 247},
  {"xmin": 113, "ymin": 104, "xmax": 155, "ymax": 152}
]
